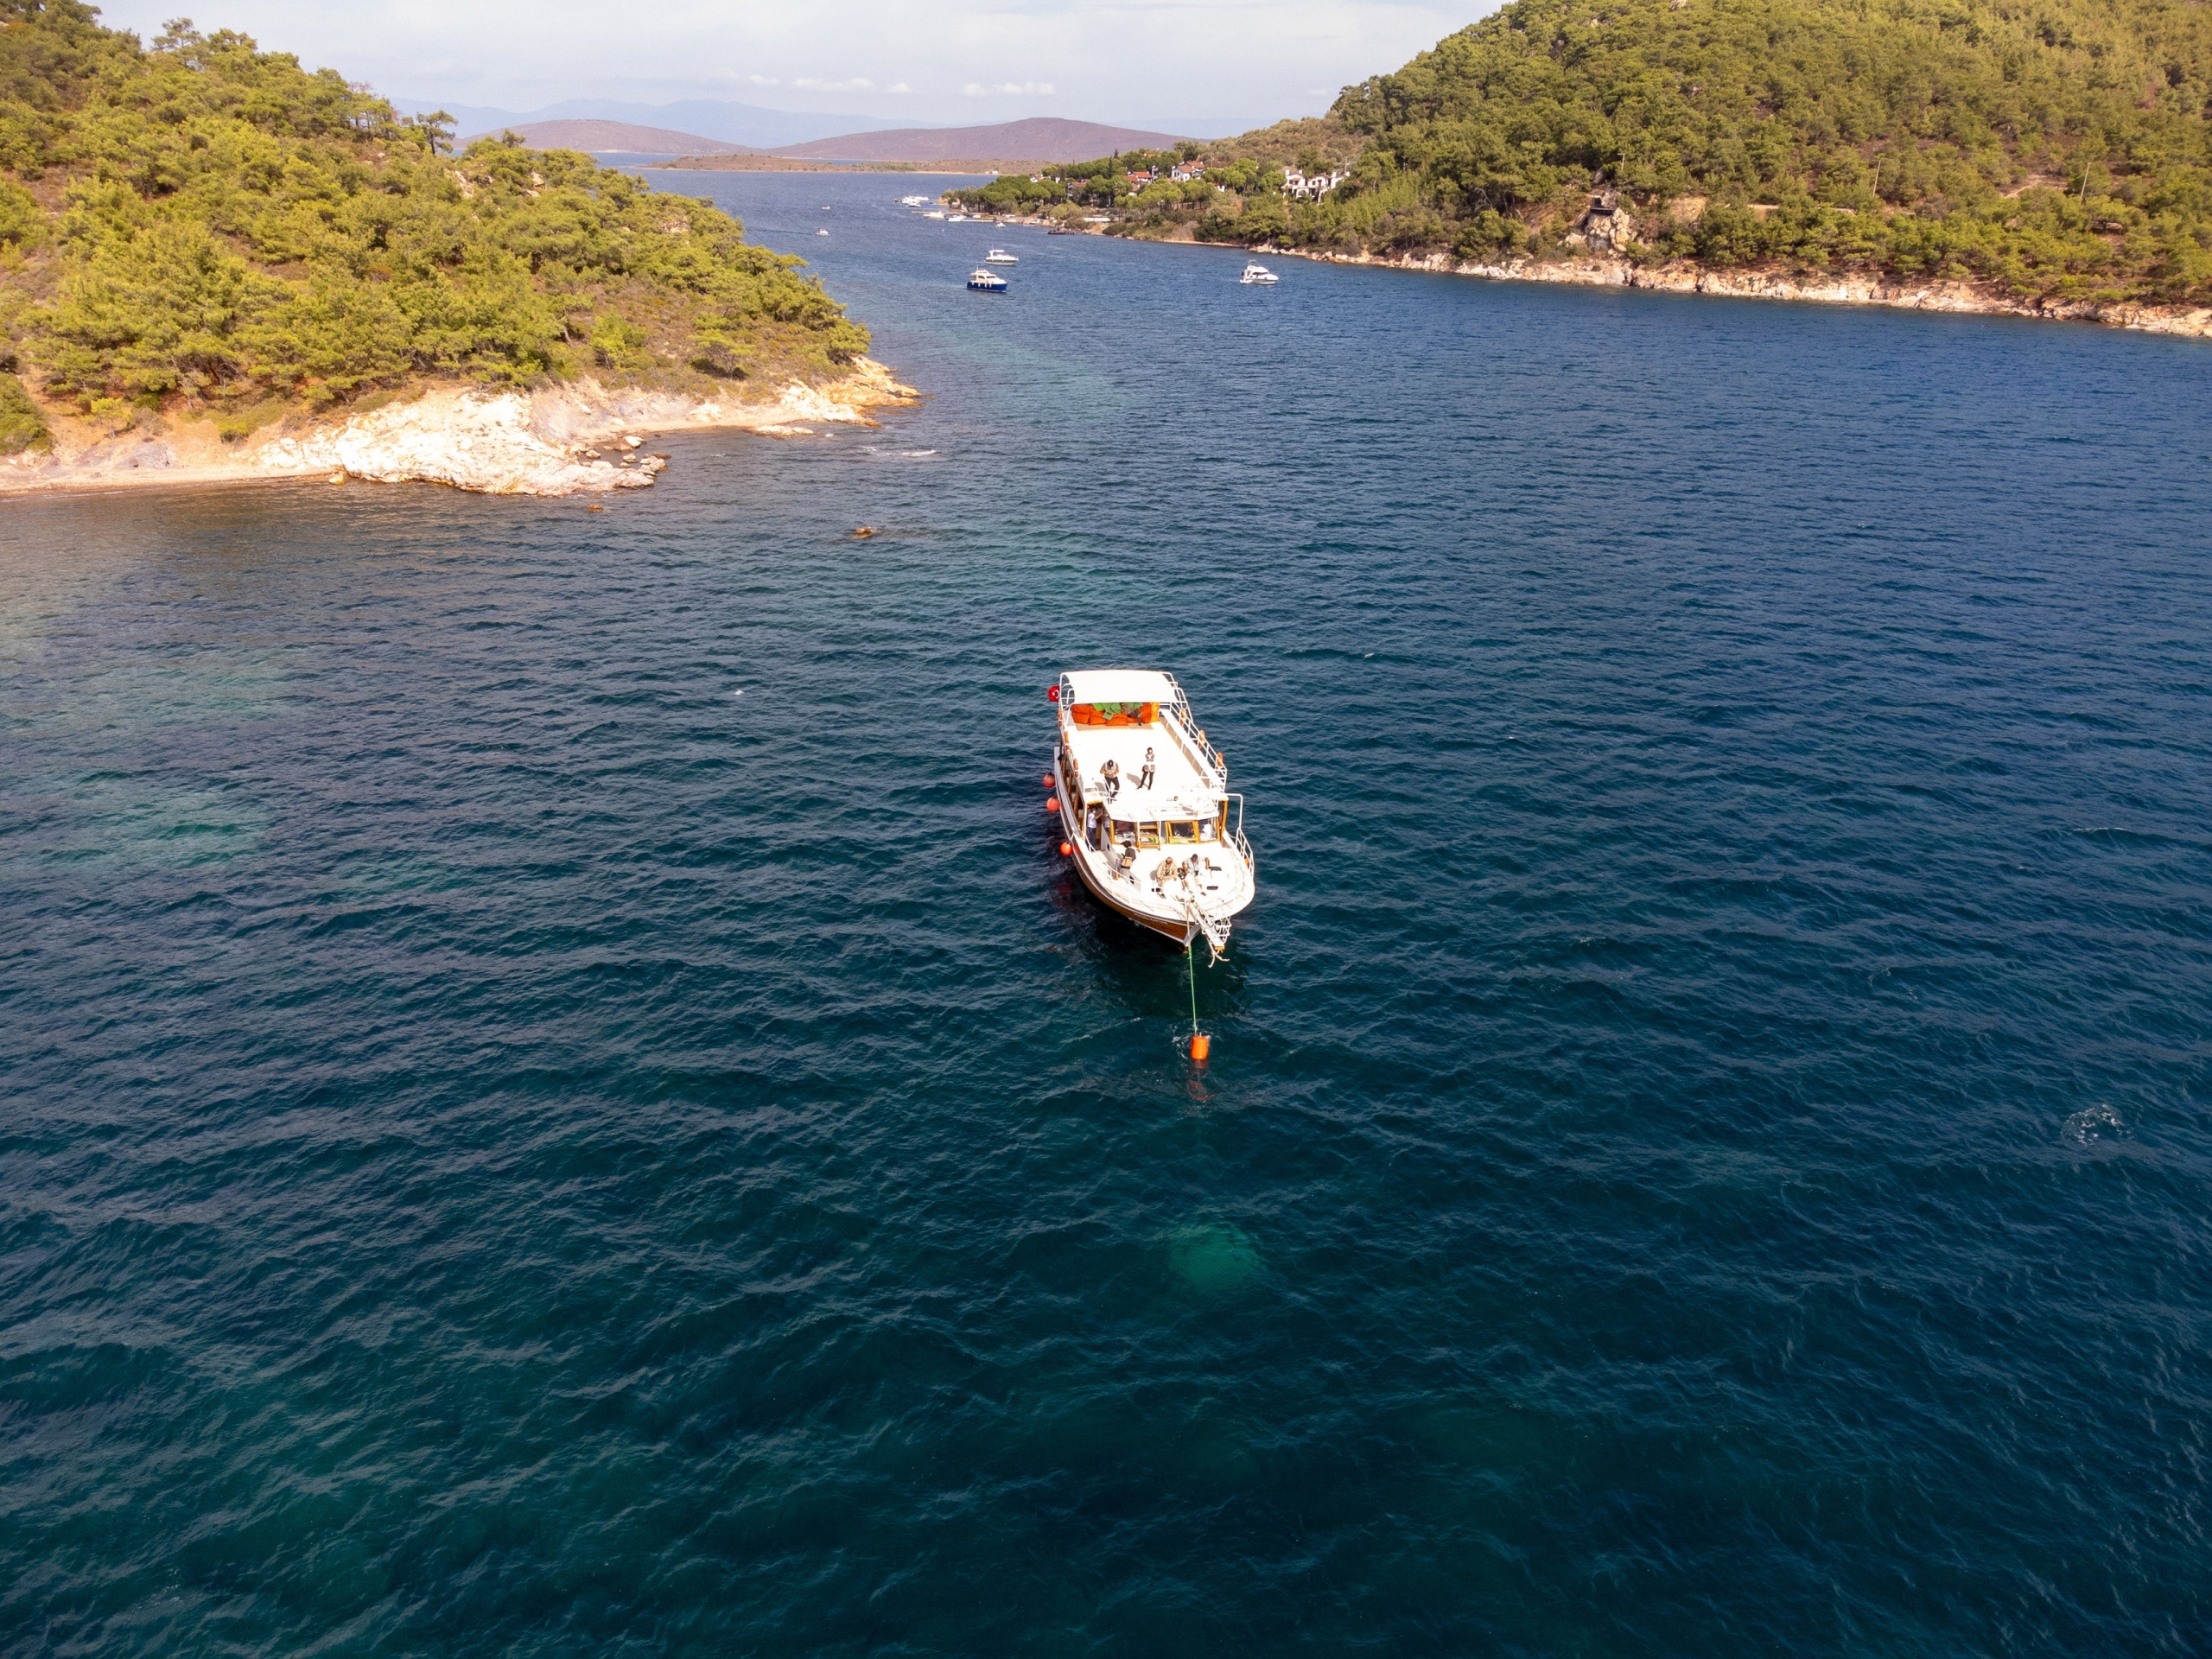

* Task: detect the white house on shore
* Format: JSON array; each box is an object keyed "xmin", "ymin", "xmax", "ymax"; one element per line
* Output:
[{"xmin": 1282, "ymin": 167, "xmax": 1351, "ymax": 201}]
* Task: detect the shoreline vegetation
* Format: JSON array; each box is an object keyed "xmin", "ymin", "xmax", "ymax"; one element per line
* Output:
[
  {"xmin": 0, "ymin": 1, "xmax": 907, "ymax": 498},
  {"xmin": 948, "ymin": 0, "xmax": 2212, "ymax": 339}
]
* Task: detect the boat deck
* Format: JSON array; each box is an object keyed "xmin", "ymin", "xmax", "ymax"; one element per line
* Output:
[{"xmin": 1060, "ymin": 721, "xmax": 1218, "ymax": 820}]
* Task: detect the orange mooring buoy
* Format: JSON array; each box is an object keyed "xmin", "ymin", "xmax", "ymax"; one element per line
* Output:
[
  {"xmin": 1189, "ymin": 1033, "xmax": 1211, "ymax": 1063},
  {"xmin": 1045, "ymin": 798, "xmax": 1058, "ymax": 812},
  {"xmin": 1041, "ymin": 776, "xmax": 1055, "ymax": 788},
  {"xmin": 1058, "ymin": 841, "xmax": 1073, "ymax": 855}
]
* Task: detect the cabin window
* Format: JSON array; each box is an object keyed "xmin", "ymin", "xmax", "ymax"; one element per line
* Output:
[
  {"xmin": 1197, "ymin": 817, "xmax": 1218, "ymax": 842},
  {"xmin": 1113, "ymin": 821, "xmax": 1135, "ymax": 843},
  {"xmin": 1135, "ymin": 823, "xmax": 1161, "ymax": 848},
  {"xmin": 1166, "ymin": 820, "xmax": 1198, "ymax": 844}
]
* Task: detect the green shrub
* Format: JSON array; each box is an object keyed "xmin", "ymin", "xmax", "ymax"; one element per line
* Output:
[
  {"xmin": 0, "ymin": 370, "xmax": 48, "ymax": 452},
  {"xmin": 0, "ymin": 2, "xmax": 872, "ymax": 421}
]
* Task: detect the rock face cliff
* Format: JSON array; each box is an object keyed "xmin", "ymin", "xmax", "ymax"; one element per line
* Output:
[{"xmin": 0, "ymin": 361, "xmax": 918, "ymax": 498}]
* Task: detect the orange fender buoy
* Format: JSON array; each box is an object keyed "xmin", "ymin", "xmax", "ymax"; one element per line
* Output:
[
  {"xmin": 1041, "ymin": 776, "xmax": 1055, "ymax": 788},
  {"xmin": 1189, "ymin": 1033, "xmax": 1211, "ymax": 1063},
  {"xmin": 1045, "ymin": 798, "xmax": 1058, "ymax": 812},
  {"xmin": 1058, "ymin": 841, "xmax": 1073, "ymax": 855}
]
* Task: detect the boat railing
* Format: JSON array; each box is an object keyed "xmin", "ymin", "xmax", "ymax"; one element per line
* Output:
[
  {"xmin": 1226, "ymin": 793, "xmax": 1251, "ymax": 867},
  {"xmin": 1057, "ymin": 673, "xmax": 1229, "ymax": 787}
]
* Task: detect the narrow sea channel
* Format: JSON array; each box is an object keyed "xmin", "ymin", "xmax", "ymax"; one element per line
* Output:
[{"xmin": 3, "ymin": 168, "xmax": 2208, "ymax": 1655}]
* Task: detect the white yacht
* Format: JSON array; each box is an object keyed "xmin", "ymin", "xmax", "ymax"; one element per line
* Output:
[
  {"xmin": 1049, "ymin": 670, "xmax": 1255, "ymax": 954},
  {"xmin": 967, "ymin": 267, "xmax": 1007, "ymax": 290},
  {"xmin": 899, "ymin": 194, "xmax": 931, "ymax": 207},
  {"xmin": 1239, "ymin": 261, "xmax": 1279, "ymax": 285},
  {"xmin": 983, "ymin": 247, "xmax": 1019, "ymax": 264},
  {"xmin": 924, "ymin": 210, "xmax": 946, "ymax": 219}
]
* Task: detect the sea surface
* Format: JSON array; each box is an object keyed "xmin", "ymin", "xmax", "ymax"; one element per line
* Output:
[{"xmin": 5, "ymin": 170, "xmax": 2210, "ymax": 1656}]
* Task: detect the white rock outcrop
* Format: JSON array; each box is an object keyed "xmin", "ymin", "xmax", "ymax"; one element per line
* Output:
[{"xmin": 0, "ymin": 359, "xmax": 918, "ymax": 499}]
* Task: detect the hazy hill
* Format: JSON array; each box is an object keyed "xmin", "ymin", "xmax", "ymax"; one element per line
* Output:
[
  {"xmin": 0, "ymin": 3, "xmax": 870, "ymax": 455},
  {"xmin": 468, "ymin": 118, "xmax": 760, "ymax": 156},
  {"xmin": 393, "ymin": 96, "xmax": 918, "ymax": 150},
  {"xmin": 772, "ymin": 118, "xmax": 1195, "ymax": 163}
]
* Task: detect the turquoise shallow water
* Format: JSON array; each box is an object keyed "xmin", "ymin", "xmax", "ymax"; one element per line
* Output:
[{"xmin": 4, "ymin": 170, "xmax": 2211, "ymax": 1655}]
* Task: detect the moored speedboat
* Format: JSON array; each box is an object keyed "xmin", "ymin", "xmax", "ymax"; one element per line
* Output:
[
  {"xmin": 984, "ymin": 247, "xmax": 1019, "ymax": 264},
  {"xmin": 1239, "ymin": 260, "xmax": 1278, "ymax": 284},
  {"xmin": 1048, "ymin": 670, "xmax": 1255, "ymax": 953},
  {"xmin": 967, "ymin": 266, "xmax": 1007, "ymax": 290},
  {"xmin": 899, "ymin": 194, "xmax": 930, "ymax": 206}
]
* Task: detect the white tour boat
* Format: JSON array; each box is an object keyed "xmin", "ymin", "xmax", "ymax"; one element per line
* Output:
[
  {"xmin": 1049, "ymin": 670, "xmax": 1255, "ymax": 954},
  {"xmin": 967, "ymin": 267, "xmax": 1008, "ymax": 291},
  {"xmin": 984, "ymin": 247, "xmax": 1019, "ymax": 264},
  {"xmin": 1239, "ymin": 261, "xmax": 1279, "ymax": 285}
]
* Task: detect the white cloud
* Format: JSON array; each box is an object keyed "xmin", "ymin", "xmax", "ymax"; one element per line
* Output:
[
  {"xmin": 887, "ymin": 81, "xmax": 912, "ymax": 93},
  {"xmin": 961, "ymin": 79, "xmax": 1055, "ymax": 98},
  {"xmin": 748, "ymin": 73, "xmax": 779, "ymax": 86},
  {"xmin": 795, "ymin": 76, "xmax": 876, "ymax": 92}
]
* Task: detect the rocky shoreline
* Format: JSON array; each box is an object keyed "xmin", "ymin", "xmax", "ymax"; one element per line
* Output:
[
  {"xmin": 1250, "ymin": 245, "xmax": 2212, "ymax": 339},
  {"xmin": 0, "ymin": 359, "xmax": 918, "ymax": 499},
  {"xmin": 976, "ymin": 210, "xmax": 2212, "ymax": 340}
]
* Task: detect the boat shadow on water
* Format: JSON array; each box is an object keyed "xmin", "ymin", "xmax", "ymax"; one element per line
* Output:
[{"xmin": 1042, "ymin": 865, "xmax": 1255, "ymax": 1026}]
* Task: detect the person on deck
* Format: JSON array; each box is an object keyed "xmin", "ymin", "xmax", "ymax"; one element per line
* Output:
[
  {"xmin": 1101, "ymin": 757, "xmax": 1121, "ymax": 798},
  {"xmin": 1138, "ymin": 747, "xmax": 1156, "ymax": 790}
]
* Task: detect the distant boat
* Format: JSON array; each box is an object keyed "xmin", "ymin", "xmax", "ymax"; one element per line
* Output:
[
  {"xmin": 967, "ymin": 267, "xmax": 1007, "ymax": 291},
  {"xmin": 924, "ymin": 210, "xmax": 945, "ymax": 219},
  {"xmin": 899, "ymin": 194, "xmax": 930, "ymax": 207},
  {"xmin": 816, "ymin": 228, "xmax": 829, "ymax": 236},
  {"xmin": 948, "ymin": 213, "xmax": 970, "ymax": 222},
  {"xmin": 983, "ymin": 248, "xmax": 1019, "ymax": 264},
  {"xmin": 1239, "ymin": 261, "xmax": 1278, "ymax": 285}
]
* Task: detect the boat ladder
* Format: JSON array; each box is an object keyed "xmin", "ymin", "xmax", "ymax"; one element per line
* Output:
[{"xmin": 1179, "ymin": 874, "xmax": 1231, "ymax": 963}]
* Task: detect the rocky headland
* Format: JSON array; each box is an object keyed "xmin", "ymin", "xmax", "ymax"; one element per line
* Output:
[{"xmin": 1, "ymin": 359, "xmax": 918, "ymax": 499}]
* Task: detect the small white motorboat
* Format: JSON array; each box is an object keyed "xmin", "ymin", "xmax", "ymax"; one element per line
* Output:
[
  {"xmin": 924, "ymin": 210, "xmax": 945, "ymax": 219},
  {"xmin": 1239, "ymin": 261, "xmax": 1278, "ymax": 284},
  {"xmin": 899, "ymin": 194, "xmax": 930, "ymax": 207},
  {"xmin": 983, "ymin": 247, "xmax": 1019, "ymax": 264},
  {"xmin": 816, "ymin": 227, "xmax": 829, "ymax": 236},
  {"xmin": 967, "ymin": 267, "xmax": 1007, "ymax": 291},
  {"xmin": 948, "ymin": 213, "xmax": 970, "ymax": 222},
  {"xmin": 1048, "ymin": 670, "xmax": 1255, "ymax": 954}
]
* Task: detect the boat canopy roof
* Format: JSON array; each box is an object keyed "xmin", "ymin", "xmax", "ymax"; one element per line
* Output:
[{"xmin": 1064, "ymin": 668, "xmax": 1178, "ymax": 705}]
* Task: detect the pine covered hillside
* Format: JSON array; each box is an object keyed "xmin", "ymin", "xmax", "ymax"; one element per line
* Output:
[
  {"xmin": 1146, "ymin": 0, "xmax": 2212, "ymax": 305},
  {"xmin": 0, "ymin": 1, "xmax": 868, "ymax": 454}
]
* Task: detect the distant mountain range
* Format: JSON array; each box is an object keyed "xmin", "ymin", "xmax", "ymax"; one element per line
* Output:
[
  {"xmin": 473, "ymin": 119, "xmax": 760, "ymax": 156},
  {"xmin": 769, "ymin": 118, "xmax": 1194, "ymax": 164},
  {"xmin": 437, "ymin": 110, "xmax": 1203, "ymax": 168},
  {"xmin": 393, "ymin": 96, "xmax": 920, "ymax": 150}
]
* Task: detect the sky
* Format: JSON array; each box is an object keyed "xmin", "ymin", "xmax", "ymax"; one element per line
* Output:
[{"xmin": 91, "ymin": 1, "xmax": 1483, "ymax": 135}]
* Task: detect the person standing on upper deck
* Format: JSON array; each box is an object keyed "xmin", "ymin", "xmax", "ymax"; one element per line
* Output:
[{"xmin": 1138, "ymin": 747, "xmax": 1156, "ymax": 791}]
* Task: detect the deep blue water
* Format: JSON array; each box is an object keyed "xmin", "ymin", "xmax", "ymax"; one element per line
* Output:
[{"xmin": 5, "ymin": 169, "xmax": 2211, "ymax": 1656}]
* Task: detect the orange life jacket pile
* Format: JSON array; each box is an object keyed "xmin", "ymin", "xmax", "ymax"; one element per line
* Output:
[{"xmin": 1069, "ymin": 701, "xmax": 1159, "ymax": 727}]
